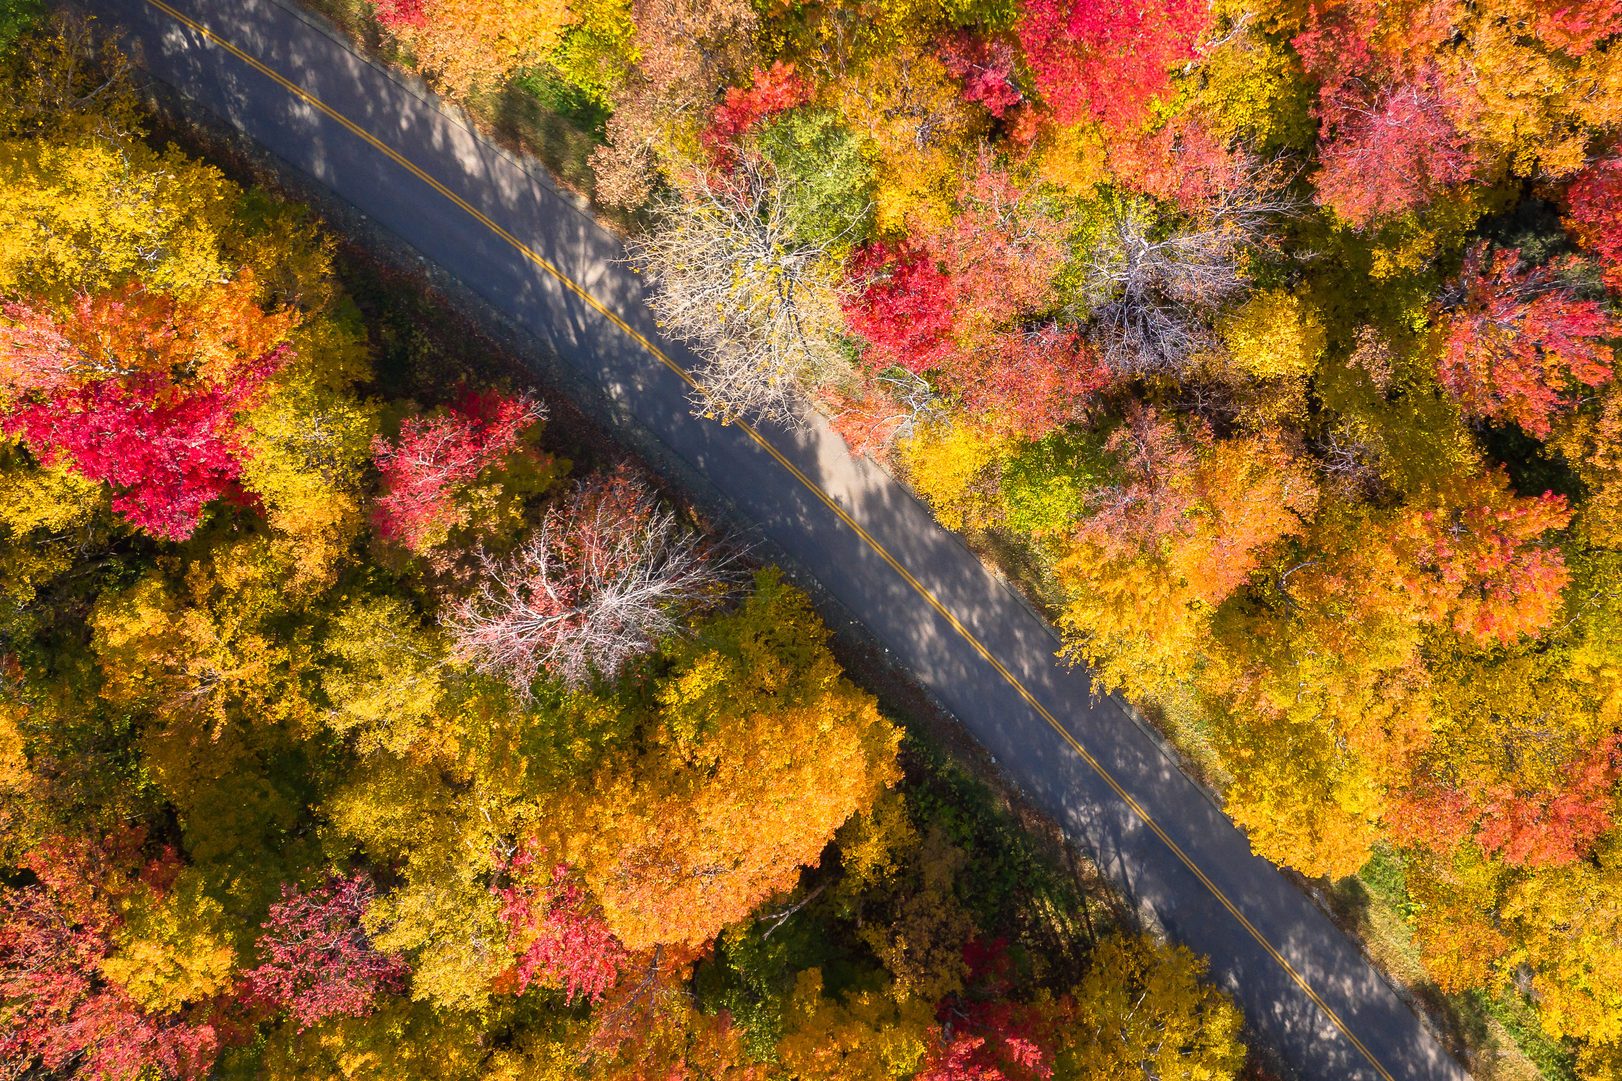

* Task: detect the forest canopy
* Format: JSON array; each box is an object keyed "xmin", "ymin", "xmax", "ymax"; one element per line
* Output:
[
  {"xmin": 0, "ymin": 14, "xmax": 1251, "ymax": 1081},
  {"xmin": 342, "ymin": 0, "xmax": 1622, "ymax": 1073}
]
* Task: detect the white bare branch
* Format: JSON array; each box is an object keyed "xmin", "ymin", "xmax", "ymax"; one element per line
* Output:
[
  {"xmin": 447, "ymin": 476, "xmax": 726, "ymax": 692},
  {"xmin": 1083, "ymin": 167, "xmax": 1296, "ymax": 376},
  {"xmin": 627, "ymin": 157, "xmax": 849, "ymax": 425}
]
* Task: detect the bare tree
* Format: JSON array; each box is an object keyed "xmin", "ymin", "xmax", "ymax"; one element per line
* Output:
[
  {"xmin": 627, "ymin": 156, "xmax": 851, "ymax": 424},
  {"xmin": 447, "ymin": 472, "xmax": 726, "ymax": 692},
  {"xmin": 1082, "ymin": 169, "xmax": 1294, "ymax": 376}
]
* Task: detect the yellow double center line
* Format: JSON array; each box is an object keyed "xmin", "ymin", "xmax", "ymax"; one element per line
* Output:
[{"xmin": 142, "ymin": 2, "xmax": 1403, "ymax": 1076}]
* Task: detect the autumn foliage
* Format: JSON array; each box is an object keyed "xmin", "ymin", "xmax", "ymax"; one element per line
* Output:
[
  {"xmin": 3, "ymin": 363, "xmax": 281, "ymax": 539},
  {"xmin": 1310, "ymin": 74, "xmax": 1477, "ymax": 226},
  {"xmin": 0, "ymin": 275, "xmax": 298, "ymax": 539},
  {"xmin": 703, "ymin": 61, "xmax": 811, "ymax": 158},
  {"xmin": 494, "ymin": 846, "xmax": 625, "ymax": 1003},
  {"xmin": 1392, "ymin": 735, "xmax": 1622, "ymax": 868},
  {"xmin": 1439, "ymin": 245, "xmax": 1616, "ymax": 436},
  {"xmin": 938, "ymin": 36, "xmax": 1023, "ymax": 119},
  {"xmin": 1016, "ymin": 0, "xmax": 1209, "ymax": 129},
  {"xmin": 370, "ymin": 389, "xmax": 543, "ymax": 552},
  {"xmin": 1566, "ymin": 155, "xmax": 1622, "ymax": 292},
  {"xmin": 0, "ymin": 838, "xmax": 218, "ymax": 1081},
  {"xmin": 843, "ymin": 242, "xmax": 958, "ymax": 375},
  {"xmin": 13, "ymin": 0, "xmax": 1622, "ymax": 1074},
  {"xmin": 1399, "ymin": 472, "xmax": 1573, "ymax": 644},
  {"xmin": 448, "ymin": 470, "xmax": 722, "ymax": 690}
]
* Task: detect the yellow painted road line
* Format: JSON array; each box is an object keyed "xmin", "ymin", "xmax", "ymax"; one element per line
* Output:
[{"xmin": 142, "ymin": 2, "xmax": 1399, "ymax": 1076}]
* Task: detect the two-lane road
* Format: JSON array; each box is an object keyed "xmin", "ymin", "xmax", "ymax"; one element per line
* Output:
[{"xmin": 82, "ymin": 1, "xmax": 1471, "ymax": 1076}]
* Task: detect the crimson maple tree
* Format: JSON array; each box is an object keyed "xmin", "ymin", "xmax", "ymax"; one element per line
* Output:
[
  {"xmin": 1438, "ymin": 244, "xmax": 1616, "ymax": 436},
  {"xmin": 371, "ymin": 0, "xmax": 427, "ymax": 29},
  {"xmin": 841, "ymin": 168, "xmax": 1097, "ymax": 438},
  {"xmin": 494, "ymin": 844, "xmax": 625, "ymax": 1003},
  {"xmin": 370, "ymin": 389, "xmax": 543, "ymax": 552},
  {"xmin": 918, "ymin": 996, "xmax": 1054, "ymax": 1081},
  {"xmin": 842, "ymin": 242, "xmax": 958, "ymax": 375},
  {"xmin": 1016, "ymin": 0, "xmax": 1209, "ymax": 130},
  {"xmin": 241, "ymin": 873, "xmax": 409, "ymax": 1030},
  {"xmin": 2, "ymin": 359, "xmax": 283, "ymax": 540},
  {"xmin": 938, "ymin": 35, "xmax": 1023, "ymax": 118},
  {"xmin": 1311, "ymin": 72, "xmax": 1476, "ymax": 226},
  {"xmin": 0, "ymin": 275, "xmax": 300, "ymax": 540},
  {"xmin": 1566, "ymin": 155, "xmax": 1622, "ymax": 292},
  {"xmin": 702, "ymin": 62, "xmax": 812, "ymax": 160}
]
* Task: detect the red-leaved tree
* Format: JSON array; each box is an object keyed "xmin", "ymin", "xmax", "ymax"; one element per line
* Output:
[
  {"xmin": 241, "ymin": 873, "xmax": 409, "ymax": 1031},
  {"xmin": 1439, "ymin": 244, "xmax": 1616, "ymax": 437},
  {"xmin": 1105, "ymin": 117, "xmax": 1249, "ymax": 217},
  {"xmin": 843, "ymin": 167, "xmax": 1098, "ymax": 439},
  {"xmin": 1528, "ymin": 0, "xmax": 1622, "ymax": 54},
  {"xmin": 842, "ymin": 242, "xmax": 958, "ymax": 375},
  {"xmin": 370, "ymin": 389, "xmax": 545, "ymax": 552},
  {"xmin": 1566, "ymin": 155, "xmax": 1622, "ymax": 293},
  {"xmin": 702, "ymin": 61, "xmax": 812, "ymax": 160},
  {"xmin": 964, "ymin": 325, "xmax": 1108, "ymax": 439},
  {"xmin": 2, "ymin": 359, "xmax": 283, "ymax": 541},
  {"xmin": 1310, "ymin": 71, "xmax": 1477, "ymax": 226},
  {"xmin": 371, "ymin": 0, "xmax": 428, "ymax": 29},
  {"xmin": 918, "ymin": 1003, "xmax": 1053, "ymax": 1081},
  {"xmin": 1475, "ymin": 734, "xmax": 1622, "ymax": 866},
  {"xmin": 494, "ymin": 843, "xmax": 624, "ymax": 1003},
  {"xmin": 0, "ymin": 837, "xmax": 218, "ymax": 1081},
  {"xmin": 1016, "ymin": 0, "xmax": 1209, "ymax": 130},
  {"xmin": 448, "ymin": 470, "xmax": 723, "ymax": 691},
  {"xmin": 0, "ymin": 276, "xmax": 298, "ymax": 540},
  {"xmin": 1389, "ymin": 735, "xmax": 1622, "ymax": 867},
  {"xmin": 939, "ymin": 35, "xmax": 1023, "ymax": 118}
]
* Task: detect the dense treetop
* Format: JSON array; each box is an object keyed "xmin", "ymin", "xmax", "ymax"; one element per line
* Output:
[
  {"xmin": 348, "ymin": 0, "xmax": 1622, "ymax": 1072},
  {"xmin": 0, "ymin": 15, "xmax": 1249, "ymax": 1081}
]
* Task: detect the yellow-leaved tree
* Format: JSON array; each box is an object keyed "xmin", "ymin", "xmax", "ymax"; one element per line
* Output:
[
  {"xmin": 375, "ymin": 0, "xmax": 575, "ymax": 95},
  {"xmin": 552, "ymin": 571, "xmax": 902, "ymax": 951}
]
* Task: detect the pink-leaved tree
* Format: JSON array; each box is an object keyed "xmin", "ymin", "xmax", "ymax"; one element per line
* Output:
[{"xmin": 448, "ymin": 469, "xmax": 724, "ymax": 691}]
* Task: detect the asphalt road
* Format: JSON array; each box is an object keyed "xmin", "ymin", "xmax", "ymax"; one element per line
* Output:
[{"xmin": 81, "ymin": 1, "xmax": 1473, "ymax": 1077}]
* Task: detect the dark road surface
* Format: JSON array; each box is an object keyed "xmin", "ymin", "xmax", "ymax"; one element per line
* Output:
[{"xmin": 84, "ymin": 1, "xmax": 1473, "ymax": 1076}]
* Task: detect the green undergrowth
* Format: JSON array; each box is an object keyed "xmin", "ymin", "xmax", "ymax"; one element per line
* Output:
[{"xmin": 1322, "ymin": 847, "xmax": 1573, "ymax": 1081}]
